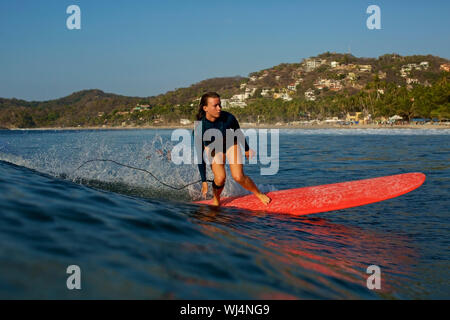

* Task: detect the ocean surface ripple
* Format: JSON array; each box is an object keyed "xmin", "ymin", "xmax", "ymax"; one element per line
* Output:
[{"xmin": 0, "ymin": 128, "xmax": 448, "ymax": 299}]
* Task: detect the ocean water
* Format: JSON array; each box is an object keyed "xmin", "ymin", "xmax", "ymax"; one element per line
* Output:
[{"xmin": 0, "ymin": 128, "xmax": 448, "ymax": 299}]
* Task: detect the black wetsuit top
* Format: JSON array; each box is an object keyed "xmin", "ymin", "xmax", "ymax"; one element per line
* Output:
[{"xmin": 195, "ymin": 111, "xmax": 249, "ymax": 182}]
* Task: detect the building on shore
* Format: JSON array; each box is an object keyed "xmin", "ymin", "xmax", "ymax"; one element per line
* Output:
[
  {"xmin": 358, "ymin": 65, "xmax": 373, "ymax": 72},
  {"xmin": 347, "ymin": 72, "xmax": 357, "ymax": 81},
  {"xmin": 180, "ymin": 119, "xmax": 192, "ymax": 125},
  {"xmin": 346, "ymin": 112, "xmax": 363, "ymax": 123},
  {"xmin": 378, "ymin": 71, "xmax": 387, "ymax": 79},
  {"xmin": 314, "ymin": 78, "xmax": 343, "ymax": 91},
  {"xmin": 305, "ymin": 89, "xmax": 316, "ymax": 101},
  {"xmin": 133, "ymin": 104, "xmax": 151, "ymax": 112},
  {"xmin": 273, "ymin": 92, "xmax": 293, "ymax": 101},
  {"xmin": 281, "ymin": 93, "xmax": 293, "ymax": 101},
  {"xmin": 324, "ymin": 117, "xmax": 340, "ymax": 124},
  {"xmin": 330, "ymin": 61, "xmax": 340, "ymax": 68},
  {"xmin": 221, "ymin": 97, "xmax": 247, "ymax": 109},
  {"xmin": 303, "ymin": 58, "xmax": 327, "ymax": 72},
  {"xmin": 261, "ymin": 88, "xmax": 273, "ymax": 97},
  {"xmin": 245, "ymin": 87, "xmax": 257, "ymax": 98},
  {"xmin": 440, "ymin": 64, "xmax": 450, "ymax": 72},
  {"xmin": 406, "ymin": 78, "xmax": 420, "ymax": 85}
]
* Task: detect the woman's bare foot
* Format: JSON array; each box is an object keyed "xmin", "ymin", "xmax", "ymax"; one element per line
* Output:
[
  {"xmin": 211, "ymin": 196, "xmax": 220, "ymax": 206},
  {"xmin": 256, "ymin": 193, "xmax": 271, "ymax": 205}
]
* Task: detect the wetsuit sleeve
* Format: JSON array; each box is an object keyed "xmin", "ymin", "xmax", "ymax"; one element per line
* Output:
[
  {"xmin": 198, "ymin": 161, "xmax": 206, "ymax": 182},
  {"xmin": 197, "ymin": 154, "xmax": 206, "ymax": 183},
  {"xmin": 230, "ymin": 115, "xmax": 250, "ymax": 152},
  {"xmin": 194, "ymin": 122, "xmax": 207, "ymax": 182}
]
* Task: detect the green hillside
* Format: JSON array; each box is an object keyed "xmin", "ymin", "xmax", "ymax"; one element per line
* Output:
[{"xmin": 0, "ymin": 52, "xmax": 448, "ymax": 128}]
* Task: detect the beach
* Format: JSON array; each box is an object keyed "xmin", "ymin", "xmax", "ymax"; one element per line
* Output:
[{"xmin": 6, "ymin": 122, "xmax": 450, "ymax": 131}]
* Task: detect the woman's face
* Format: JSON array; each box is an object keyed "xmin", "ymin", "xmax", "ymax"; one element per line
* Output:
[{"xmin": 203, "ymin": 97, "xmax": 222, "ymax": 120}]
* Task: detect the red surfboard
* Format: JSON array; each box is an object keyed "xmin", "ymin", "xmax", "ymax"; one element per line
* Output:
[{"xmin": 195, "ymin": 173, "xmax": 426, "ymax": 216}]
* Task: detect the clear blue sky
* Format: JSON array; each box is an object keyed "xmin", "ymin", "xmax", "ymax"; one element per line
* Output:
[{"xmin": 0, "ymin": 0, "xmax": 449, "ymax": 101}]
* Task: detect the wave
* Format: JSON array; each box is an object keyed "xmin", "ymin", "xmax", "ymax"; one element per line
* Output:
[
  {"xmin": 0, "ymin": 159, "xmax": 409, "ymax": 299},
  {"xmin": 0, "ymin": 133, "xmax": 277, "ymax": 202}
]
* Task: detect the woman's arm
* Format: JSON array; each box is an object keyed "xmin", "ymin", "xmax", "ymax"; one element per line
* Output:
[{"xmin": 194, "ymin": 122, "xmax": 207, "ymax": 182}]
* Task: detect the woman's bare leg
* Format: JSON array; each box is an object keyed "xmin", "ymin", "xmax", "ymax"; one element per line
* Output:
[
  {"xmin": 210, "ymin": 152, "xmax": 226, "ymax": 206},
  {"xmin": 226, "ymin": 144, "xmax": 271, "ymax": 205}
]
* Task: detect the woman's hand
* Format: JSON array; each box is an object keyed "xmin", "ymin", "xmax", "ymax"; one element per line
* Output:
[
  {"xmin": 201, "ymin": 182, "xmax": 208, "ymax": 198},
  {"xmin": 245, "ymin": 149, "xmax": 255, "ymax": 160}
]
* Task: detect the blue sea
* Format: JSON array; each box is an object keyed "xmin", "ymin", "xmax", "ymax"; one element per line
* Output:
[{"xmin": 0, "ymin": 128, "xmax": 448, "ymax": 299}]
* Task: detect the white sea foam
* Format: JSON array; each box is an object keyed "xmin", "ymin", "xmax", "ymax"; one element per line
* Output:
[
  {"xmin": 278, "ymin": 128, "xmax": 450, "ymax": 135},
  {"xmin": 0, "ymin": 131, "xmax": 280, "ymax": 201}
]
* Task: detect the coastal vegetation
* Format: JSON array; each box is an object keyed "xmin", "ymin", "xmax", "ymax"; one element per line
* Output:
[{"xmin": 0, "ymin": 53, "xmax": 448, "ymax": 128}]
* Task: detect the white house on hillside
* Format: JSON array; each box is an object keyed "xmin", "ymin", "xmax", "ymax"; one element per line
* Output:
[
  {"xmin": 281, "ymin": 93, "xmax": 293, "ymax": 101},
  {"xmin": 359, "ymin": 65, "xmax": 372, "ymax": 72},
  {"xmin": 180, "ymin": 119, "xmax": 192, "ymax": 125},
  {"xmin": 304, "ymin": 58, "xmax": 327, "ymax": 71},
  {"xmin": 331, "ymin": 61, "xmax": 340, "ymax": 68},
  {"xmin": 305, "ymin": 89, "xmax": 316, "ymax": 101}
]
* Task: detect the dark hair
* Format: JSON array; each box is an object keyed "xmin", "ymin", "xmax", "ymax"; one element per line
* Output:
[{"xmin": 196, "ymin": 92, "xmax": 220, "ymax": 120}]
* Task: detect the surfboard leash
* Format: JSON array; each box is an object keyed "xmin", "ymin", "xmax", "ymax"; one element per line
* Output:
[{"xmin": 71, "ymin": 159, "xmax": 213, "ymax": 190}]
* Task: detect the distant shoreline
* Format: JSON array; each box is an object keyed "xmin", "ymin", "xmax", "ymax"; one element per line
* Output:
[{"xmin": 6, "ymin": 123, "xmax": 450, "ymax": 131}]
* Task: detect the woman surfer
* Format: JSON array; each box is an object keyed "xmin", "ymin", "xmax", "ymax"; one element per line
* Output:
[{"xmin": 195, "ymin": 92, "xmax": 271, "ymax": 207}]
